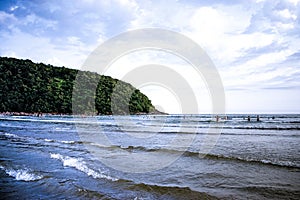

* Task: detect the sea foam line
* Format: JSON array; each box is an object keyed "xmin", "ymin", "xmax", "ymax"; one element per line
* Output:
[
  {"xmin": 50, "ymin": 153, "xmax": 118, "ymax": 181},
  {"xmin": 3, "ymin": 132, "xmax": 19, "ymax": 138},
  {"xmin": 60, "ymin": 140, "xmax": 76, "ymax": 144}
]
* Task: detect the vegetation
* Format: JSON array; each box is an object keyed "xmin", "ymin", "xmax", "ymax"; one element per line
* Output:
[{"xmin": 0, "ymin": 57, "xmax": 156, "ymax": 115}]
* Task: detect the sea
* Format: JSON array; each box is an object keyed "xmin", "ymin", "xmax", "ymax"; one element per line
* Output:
[{"xmin": 0, "ymin": 114, "xmax": 299, "ymax": 200}]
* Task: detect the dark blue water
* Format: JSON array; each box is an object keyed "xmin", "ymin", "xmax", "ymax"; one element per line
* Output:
[{"xmin": 0, "ymin": 114, "xmax": 299, "ymax": 199}]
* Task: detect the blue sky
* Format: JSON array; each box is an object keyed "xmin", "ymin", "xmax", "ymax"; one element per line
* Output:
[{"xmin": 0, "ymin": 0, "xmax": 299, "ymax": 113}]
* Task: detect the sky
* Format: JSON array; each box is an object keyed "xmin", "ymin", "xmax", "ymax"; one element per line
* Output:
[{"xmin": 0, "ymin": 0, "xmax": 299, "ymax": 114}]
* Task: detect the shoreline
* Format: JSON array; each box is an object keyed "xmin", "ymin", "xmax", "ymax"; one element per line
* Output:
[
  {"xmin": 0, "ymin": 111, "xmax": 167, "ymax": 117},
  {"xmin": 0, "ymin": 112, "xmax": 71, "ymax": 117}
]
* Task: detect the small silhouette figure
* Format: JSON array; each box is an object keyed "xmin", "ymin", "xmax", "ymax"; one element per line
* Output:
[
  {"xmin": 216, "ymin": 115, "xmax": 219, "ymax": 122},
  {"xmin": 247, "ymin": 116, "xmax": 250, "ymax": 122}
]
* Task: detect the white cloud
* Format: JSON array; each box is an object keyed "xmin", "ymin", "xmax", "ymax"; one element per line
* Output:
[
  {"xmin": 0, "ymin": 28, "xmax": 94, "ymax": 68},
  {"xmin": 1, "ymin": 0, "xmax": 300, "ymax": 113},
  {"xmin": 0, "ymin": 11, "xmax": 16, "ymax": 22},
  {"xmin": 277, "ymin": 9, "xmax": 297, "ymax": 20},
  {"xmin": 286, "ymin": 0, "xmax": 300, "ymax": 6},
  {"xmin": 67, "ymin": 36, "xmax": 82, "ymax": 46},
  {"xmin": 184, "ymin": 5, "xmax": 278, "ymax": 69},
  {"xmin": 220, "ymin": 48, "xmax": 299, "ymax": 89},
  {"xmin": 46, "ymin": 57, "xmax": 65, "ymax": 67},
  {"xmin": 117, "ymin": 0, "xmax": 138, "ymax": 10},
  {"xmin": 104, "ymin": 50, "xmax": 215, "ymax": 114},
  {"xmin": 129, "ymin": 1, "xmax": 194, "ymax": 30},
  {"xmin": 123, "ymin": 1, "xmax": 300, "ymax": 112},
  {"xmin": 9, "ymin": 5, "xmax": 19, "ymax": 11}
]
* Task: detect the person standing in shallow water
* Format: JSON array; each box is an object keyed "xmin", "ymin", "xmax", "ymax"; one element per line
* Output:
[
  {"xmin": 257, "ymin": 115, "xmax": 260, "ymax": 122},
  {"xmin": 247, "ymin": 116, "xmax": 250, "ymax": 122}
]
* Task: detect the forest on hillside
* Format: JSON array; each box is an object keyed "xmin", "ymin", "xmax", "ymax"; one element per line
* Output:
[{"xmin": 0, "ymin": 57, "xmax": 156, "ymax": 115}]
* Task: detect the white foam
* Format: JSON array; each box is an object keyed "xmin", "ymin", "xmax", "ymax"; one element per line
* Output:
[
  {"xmin": 44, "ymin": 139, "xmax": 54, "ymax": 142},
  {"xmin": 50, "ymin": 153, "xmax": 63, "ymax": 160},
  {"xmin": 61, "ymin": 140, "xmax": 76, "ymax": 144},
  {"xmin": 261, "ymin": 159, "xmax": 272, "ymax": 164},
  {"xmin": 3, "ymin": 133, "xmax": 19, "ymax": 138},
  {"xmin": 55, "ymin": 127, "xmax": 71, "ymax": 130},
  {"xmin": 44, "ymin": 139, "xmax": 76, "ymax": 144},
  {"xmin": 0, "ymin": 165, "xmax": 43, "ymax": 181},
  {"xmin": 50, "ymin": 153, "xmax": 118, "ymax": 181}
]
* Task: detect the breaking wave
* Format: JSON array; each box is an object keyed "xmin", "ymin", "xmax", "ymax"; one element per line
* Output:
[
  {"xmin": 50, "ymin": 153, "xmax": 118, "ymax": 181},
  {"xmin": 0, "ymin": 165, "xmax": 43, "ymax": 181}
]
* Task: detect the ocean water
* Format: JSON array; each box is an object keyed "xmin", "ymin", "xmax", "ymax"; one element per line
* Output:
[{"xmin": 0, "ymin": 114, "xmax": 299, "ymax": 199}]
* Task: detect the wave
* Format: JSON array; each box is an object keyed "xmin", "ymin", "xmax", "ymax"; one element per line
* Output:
[
  {"xmin": 1, "ymin": 132, "xmax": 80, "ymax": 145},
  {"xmin": 0, "ymin": 117, "xmax": 116, "ymax": 126},
  {"xmin": 75, "ymin": 186, "xmax": 114, "ymax": 199},
  {"xmin": 44, "ymin": 138, "xmax": 54, "ymax": 142},
  {"xmin": 74, "ymin": 180, "xmax": 215, "ymax": 199},
  {"xmin": 103, "ymin": 128, "xmax": 300, "ymax": 138},
  {"xmin": 226, "ymin": 126, "xmax": 300, "ymax": 130},
  {"xmin": 44, "ymin": 138, "xmax": 84, "ymax": 145},
  {"xmin": 88, "ymin": 144, "xmax": 300, "ymax": 169},
  {"xmin": 194, "ymin": 125, "xmax": 300, "ymax": 131},
  {"xmin": 126, "ymin": 182, "xmax": 215, "ymax": 199},
  {"xmin": 193, "ymin": 153, "xmax": 299, "ymax": 169},
  {"xmin": 60, "ymin": 140, "xmax": 77, "ymax": 144},
  {"xmin": 219, "ymin": 133, "xmax": 299, "ymax": 137},
  {"xmin": 2, "ymin": 116, "xmax": 300, "ymax": 131},
  {"xmin": 282, "ymin": 121, "xmax": 300, "ymax": 124},
  {"xmin": 50, "ymin": 153, "xmax": 118, "ymax": 181},
  {"xmin": 2, "ymin": 132, "xmax": 20, "ymax": 138},
  {"xmin": 109, "ymin": 125, "xmax": 300, "ymax": 135},
  {"xmin": 0, "ymin": 165, "xmax": 43, "ymax": 181},
  {"xmin": 0, "ymin": 132, "xmax": 89, "ymax": 154},
  {"xmin": 55, "ymin": 127, "xmax": 71, "ymax": 130}
]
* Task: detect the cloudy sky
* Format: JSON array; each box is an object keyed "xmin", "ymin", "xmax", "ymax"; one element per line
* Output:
[{"xmin": 0, "ymin": 0, "xmax": 299, "ymax": 114}]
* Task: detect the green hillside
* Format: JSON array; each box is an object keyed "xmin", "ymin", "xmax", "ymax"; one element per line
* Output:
[{"xmin": 0, "ymin": 57, "xmax": 156, "ymax": 115}]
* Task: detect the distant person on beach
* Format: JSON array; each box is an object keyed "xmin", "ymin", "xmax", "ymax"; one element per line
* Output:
[
  {"xmin": 257, "ymin": 115, "xmax": 260, "ymax": 122},
  {"xmin": 247, "ymin": 116, "xmax": 250, "ymax": 122}
]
